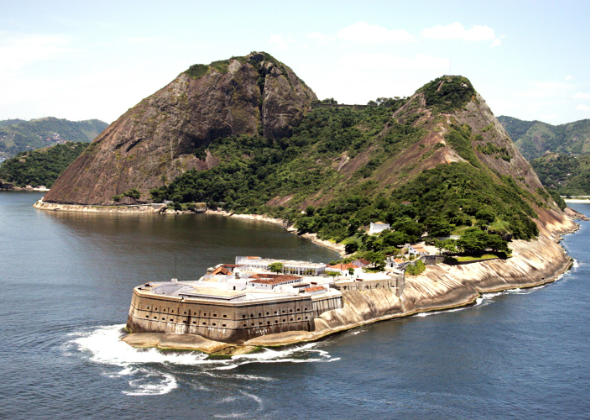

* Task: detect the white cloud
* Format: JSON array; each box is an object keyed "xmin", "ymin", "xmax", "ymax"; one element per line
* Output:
[
  {"xmin": 565, "ymin": 75, "xmax": 574, "ymax": 80},
  {"xmin": 340, "ymin": 53, "xmax": 448, "ymax": 71},
  {"xmin": 0, "ymin": 32, "xmax": 78, "ymax": 73},
  {"xmin": 268, "ymin": 34, "xmax": 292, "ymax": 51},
  {"xmin": 533, "ymin": 81, "xmax": 573, "ymax": 90},
  {"xmin": 422, "ymin": 22, "xmax": 496, "ymax": 41},
  {"xmin": 576, "ymin": 104, "xmax": 590, "ymax": 112},
  {"xmin": 337, "ymin": 22, "xmax": 416, "ymax": 44},
  {"xmin": 308, "ymin": 32, "xmax": 335, "ymax": 44},
  {"xmin": 490, "ymin": 38, "xmax": 502, "ymax": 47},
  {"xmin": 422, "ymin": 22, "xmax": 503, "ymax": 47},
  {"xmin": 574, "ymin": 92, "xmax": 590, "ymax": 99}
]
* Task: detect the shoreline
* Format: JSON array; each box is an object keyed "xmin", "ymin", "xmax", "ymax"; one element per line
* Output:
[
  {"xmin": 35, "ymin": 199, "xmax": 586, "ymax": 356},
  {"xmin": 122, "ymin": 223, "xmax": 580, "ymax": 355}
]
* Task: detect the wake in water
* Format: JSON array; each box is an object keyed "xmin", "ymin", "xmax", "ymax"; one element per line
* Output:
[{"xmin": 65, "ymin": 324, "xmax": 339, "ymax": 396}]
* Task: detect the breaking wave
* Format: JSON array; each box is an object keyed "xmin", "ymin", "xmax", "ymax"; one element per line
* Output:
[{"xmin": 65, "ymin": 324, "xmax": 338, "ymax": 396}]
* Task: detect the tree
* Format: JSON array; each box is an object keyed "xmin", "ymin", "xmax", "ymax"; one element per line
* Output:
[
  {"xmin": 361, "ymin": 251, "xmax": 386, "ymax": 270},
  {"xmin": 269, "ymin": 262, "xmax": 284, "ymax": 274}
]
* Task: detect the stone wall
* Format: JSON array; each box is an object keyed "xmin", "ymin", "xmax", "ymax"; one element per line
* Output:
[
  {"xmin": 127, "ymin": 288, "xmax": 342, "ymax": 343},
  {"xmin": 333, "ymin": 273, "xmax": 405, "ymax": 297}
]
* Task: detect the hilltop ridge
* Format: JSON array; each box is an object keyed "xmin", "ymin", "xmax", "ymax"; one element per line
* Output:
[
  {"xmin": 42, "ymin": 52, "xmax": 317, "ymax": 205},
  {"xmin": 40, "ymin": 56, "xmax": 570, "ymax": 251}
]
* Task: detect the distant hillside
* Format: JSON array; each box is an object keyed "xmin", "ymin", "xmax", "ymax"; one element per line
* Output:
[
  {"xmin": 0, "ymin": 117, "xmax": 108, "ymax": 159},
  {"xmin": 530, "ymin": 152, "xmax": 590, "ymax": 196},
  {"xmin": 0, "ymin": 142, "xmax": 88, "ymax": 188},
  {"xmin": 499, "ymin": 116, "xmax": 590, "ymax": 160}
]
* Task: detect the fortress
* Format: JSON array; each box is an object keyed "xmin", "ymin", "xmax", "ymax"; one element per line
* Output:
[{"xmin": 126, "ymin": 256, "xmax": 405, "ymax": 343}]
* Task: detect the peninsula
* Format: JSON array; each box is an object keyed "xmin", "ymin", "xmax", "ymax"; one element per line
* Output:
[{"xmin": 30, "ymin": 52, "xmax": 586, "ymax": 354}]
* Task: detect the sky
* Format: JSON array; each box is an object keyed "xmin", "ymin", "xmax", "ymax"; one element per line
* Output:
[{"xmin": 1, "ymin": 0, "xmax": 589, "ymax": 125}]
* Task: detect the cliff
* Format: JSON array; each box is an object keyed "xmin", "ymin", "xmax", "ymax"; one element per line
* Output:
[{"xmin": 42, "ymin": 52, "xmax": 316, "ymax": 205}]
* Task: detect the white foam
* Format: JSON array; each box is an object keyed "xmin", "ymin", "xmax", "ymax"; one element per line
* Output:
[
  {"xmin": 123, "ymin": 370, "xmax": 177, "ymax": 396},
  {"xmin": 66, "ymin": 324, "xmax": 338, "ymax": 395}
]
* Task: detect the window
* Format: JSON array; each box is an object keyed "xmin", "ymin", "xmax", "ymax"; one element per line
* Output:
[
  {"xmin": 297, "ymin": 308, "xmax": 300, "ymax": 311},
  {"xmin": 212, "ymin": 323, "xmax": 216, "ymax": 326},
  {"xmin": 202, "ymin": 322, "xmax": 206, "ymax": 325},
  {"xmin": 243, "ymin": 315, "xmax": 246, "ymax": 318},
  {"xmin": 267, "ymin": 321, "xmax": 270, "ymax": 325},
  {"xmin": 145, "ymin": 315, "xmax": 149, "ymax": 318},
  {"xmin": 275, "ymin": 320, "xmax": 278, "ymax": 323},
  {"xmin": 193, "ymin": 321, "xmax": 196, "ymax": 324},
  {"xmin": 223, "ymin": 314, "xmax": 227, "ymax": 318},
  {"xmin": 213, "ymin": 314, "xmax": 217, "ymax": 317},
  {"xmin": 266, "ymin": 312, "xmax": 269, "ymax": 315},
  {"xmin": 297, "ymin": 317, "xmax": 300, "ymax": 321},
  {"xmin": 283, "ymin": 319, "xmax": 286, "ymax": 322},
  {"xmin": 203, "ymin": 313, "xmax": 207, "ymax": 316},
  {"xmin": 222, "ymin": 324, "xmax": 226, "ymax": 327},
  {"xmin": 243, "ymin": 324, "xmax": 247, "ymax": 327}
]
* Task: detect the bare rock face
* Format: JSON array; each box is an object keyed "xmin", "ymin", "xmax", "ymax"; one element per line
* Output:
[{"xmin": 43, "ymin": 52, "xmax": 317, "ymax": 205}]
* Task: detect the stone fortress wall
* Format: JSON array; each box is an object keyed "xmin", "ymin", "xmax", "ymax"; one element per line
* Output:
[{"xmin": 127, "ymin": 288, "xmax": 343, "ymax": 343}]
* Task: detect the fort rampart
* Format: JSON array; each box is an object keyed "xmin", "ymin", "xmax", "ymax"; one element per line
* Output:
[{"xmin": 126, "ymin": 288, "xmax": 343, "ymax": 343}]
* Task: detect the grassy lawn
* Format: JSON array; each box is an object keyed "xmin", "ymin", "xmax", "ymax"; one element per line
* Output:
[{"xmin": 455, "ymin": 254, "xmax": 500, "ymax": 262}]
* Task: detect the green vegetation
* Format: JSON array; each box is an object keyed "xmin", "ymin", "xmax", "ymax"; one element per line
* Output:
[
  {"xmin": 185, "ymin": 64, "xmax": 210, "ymax": 80},
  {"xmin": 477, "ymin": 142, "xmax": 513, "ymax": 161},
  {"xmin": 499, "ymin": 116, "xmax": 590, "ymax": 161},
  {"xmin": 530, "ymin": 153, "xmax": 590, "ymax": 196},
  {"xmin": 0, "ymin": 142, "xmax": 88, "ymax": 187},
  {"xmin": 269, "ymin": 262, "xmax": 284, "ymax": 273},
  {"xmin": 417, "ymin": 76, "xmax": 475, "ymax": 114},
  {"xmin": 445, "ymin": 123, "xmax": 480, "ymax": 167},
  {"xmin": 146, "ymin": 80, "xmax": 547, "ymax": 256},
  {"xmin": 114, "ymin": 188, "xmax": 142, "ymax": 202},
  {"xmin": 0, "ymin": 117, "xmax": 107, "ymax": 159},
  {"xmin": 405, "ymin": 260, "xmax": 426, "ymax": 276}
]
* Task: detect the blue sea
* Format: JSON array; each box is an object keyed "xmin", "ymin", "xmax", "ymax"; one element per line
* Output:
[{"xmin": 1, "ymin": 192, "xmax": 589, "ymax": 419}]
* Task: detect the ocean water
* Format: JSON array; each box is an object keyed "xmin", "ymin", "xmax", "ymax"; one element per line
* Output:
[{"xmin": 1, "ymin": 192, "xmax": 589, "ymax": 419}]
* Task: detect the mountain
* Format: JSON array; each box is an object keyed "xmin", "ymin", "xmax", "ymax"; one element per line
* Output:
[
  {"xmin": 529, "ymin": 152, "xmax": 590, "ymax": 196},
  {"xmin": 498, "ymin": 116, "xmax": 590, "ymax": 160},
  {"xmin": 0, "ymin": 117, "xmax": 108, "ymax": 159},
  {"xmin": 147, "ymin": 75, "xmax": 562, "ymax": 245},
  {"xmin": 43, "ymin": 57, "xmax": 567, "ymax": 251},
  {"xmin": 0, "ymin": 142, "xmax": 88, "ymax": 188},
  {"xmin": 43, "ymin": 52, "xmax": 317, "ymax": 205}
]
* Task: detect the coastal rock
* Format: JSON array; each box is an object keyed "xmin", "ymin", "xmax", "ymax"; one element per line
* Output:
[{"xmin": 42, "ymin": 52, "xmax": 316, "ymax": 205}]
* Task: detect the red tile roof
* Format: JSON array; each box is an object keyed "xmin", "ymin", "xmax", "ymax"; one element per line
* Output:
[
  {"xmin": 304, "ymin": 286, "xmax": 326, "ymax": 293},
  {"xmin": 327, "ymin": 263, "xmax": 357, "ymax": 270},
  {"xmin": 249, "ymin": 274, "xmax": 301, "ymax": 285},
  {"xmin": 212, "ymin": 267, "xmax": 231, "ymax": 275}
]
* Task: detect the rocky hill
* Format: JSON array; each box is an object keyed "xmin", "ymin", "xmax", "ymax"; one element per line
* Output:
[
  {"xmin": 43, "ymin": 52, "xmax": 317, "ymax": 205},
  {"xmin": 42, "ymin": 55, "xmax": 568, "ymax": 251},
  {"xmin": 0, "ymin": 117, "xmax": 107, "ymax": 160},
  {"xmin": 498, "ymin": 116, "xmax": 590, "ymax": 160}
]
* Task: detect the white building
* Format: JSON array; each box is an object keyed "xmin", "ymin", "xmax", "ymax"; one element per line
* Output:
[
  {"xmin": 235, "ymin": 256, "xmax": 326, "ymax": 275},
  {"xmin": 369, "ymin": 222, "xmax": 390, "ymax": 235}
]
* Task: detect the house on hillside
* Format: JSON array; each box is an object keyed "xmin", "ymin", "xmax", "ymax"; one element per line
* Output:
[
  {"xmin": 407, "ymin": 244, "xmax": 429, "ymax": 257},
  {"xmin": 369, "ymin": 222, "xmax": 390, "ymax": 235},
  {"xmin": 386, "ymin": 257, "xmax": 407, "ymax": 270}
]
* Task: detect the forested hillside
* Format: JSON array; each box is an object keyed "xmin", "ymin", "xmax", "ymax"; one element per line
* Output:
[
  {"xmin": 499, "ymin": 116, "xmax": 590, "ymax": 160},
  {"xmin": 530, "ymin": 152, "xmax": 590, "ymax": 196},
  {"xmin": 148, "ymin": 76, "xmax": 561, "ymax": 254},
  {"xmin": 0, "ymin": 117, "xmax": 107, "ymax": 159},
  {"xmin": 0, "ymin": 142, "xmax": 88, "ymax": 188}
]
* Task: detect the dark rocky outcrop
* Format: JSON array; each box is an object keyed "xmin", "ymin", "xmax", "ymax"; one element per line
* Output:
[{"xmin": 43, "ymin": 52, "xmax": 316, "ymax": 205}]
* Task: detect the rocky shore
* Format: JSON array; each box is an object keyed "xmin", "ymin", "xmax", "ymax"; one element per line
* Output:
[
  {"xmin": 33, "ymin": 199, "xmax": 164, "ymax": 213},
  {"xmin": 122, "ymin": 213, "xmax": 581, "ymax": 355}
]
